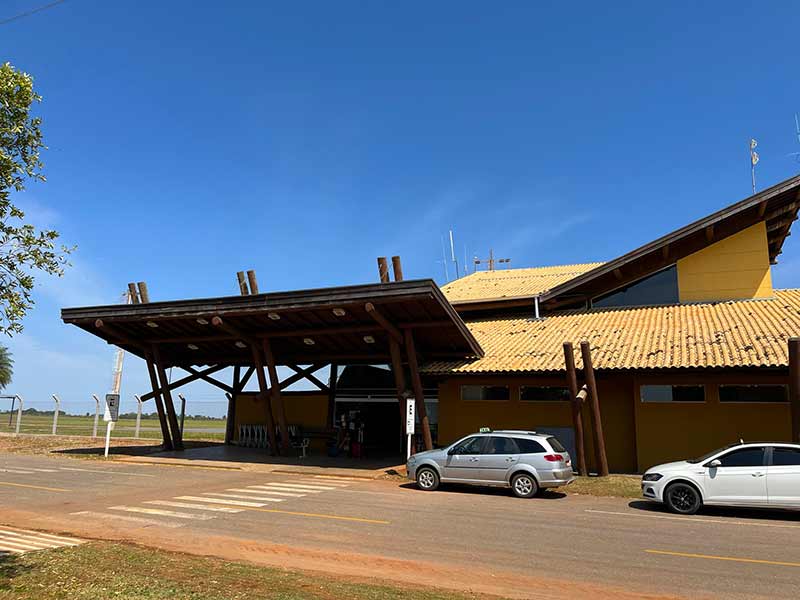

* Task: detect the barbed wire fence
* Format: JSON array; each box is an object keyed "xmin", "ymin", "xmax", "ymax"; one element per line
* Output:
[{"xmin": 0, "ymin": 394, "xmax": 229, "ymax": 441}]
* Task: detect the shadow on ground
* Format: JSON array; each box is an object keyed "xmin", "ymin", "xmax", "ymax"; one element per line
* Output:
[
  {"xmin": 628, "ymin": 499, "xmax": 800, "ymax": 522},
  {"xmin": 55, "ymin": 440, "xmax": 218, "ymax": 458},
  {"xmin": 399, "ymin": 481, "xmax": 568, "ymax": 500},
  {"xmin": 0, "ymin": 552, "xmax": 29, "ymax": 591}
]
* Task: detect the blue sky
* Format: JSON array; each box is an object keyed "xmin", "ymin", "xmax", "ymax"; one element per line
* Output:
[{"xmin": 2, "ymin": 1, "xmax": 800, "ymax": 415}]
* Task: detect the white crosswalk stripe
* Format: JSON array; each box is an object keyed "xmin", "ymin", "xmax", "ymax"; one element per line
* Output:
[
  {"xmin": 258, "ymin": 484, "xmax": 323, "ymax": 493},
  {"xmin": 225, "ymin": 488, "xmax": 303, "ymax": 498},
  {"xmin": 71, "ymin": 510, "xmax": 185, "ymax": 528},
  {"xmin": 206, "ymin": 492, "xmax": 284, "ymax": 503},
  {"xmin": 0, "ymin": 527, "xmax": 83, "ymax": 554},
  {"xmin": 175, "ymin": 495, "xmax": 267, "ymax": 508},
  {"xmin": 108, "ymin": 506, "xmax": 215, "ymax": 520},
  {"xmin": 298, "ymin": 479, "xmax": 348, "ymax": 487},
  {"xmin": 144, "ymin": 500, "xmax": 243, "ymax": 513},
  {"xmin": 241, "ymin": 486, "xmax": 306, "ymax": 497},
  {"xmin": 312, "ymin": 475, "xmax": 363, "ymax": 482},
  {"xmin": 261, "ymin": 483, "xmax": 333, "ymax": 491},
  {"xmin": 58, "ymin": 466, "xmax": 154, "ymax": 477}
]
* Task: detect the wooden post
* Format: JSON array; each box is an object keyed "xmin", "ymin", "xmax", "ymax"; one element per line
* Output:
[
  {"xmin": 327, "ymin": 363, "xmax": 339, "ymax": 429},
  {"xmin": 237, "ymin": 271, "xmax": 249, "ymax": 295},
  {"xmin": 136, "ymin": 282, "xmax": 150, "ymax": 303},
  {"xmin": 127, "ymin": 283, "xmax": 140, "ymax": 304},
  {"xmin": 225, "ymin": 366, "xmax": 241, "ymax": 445},
  {"xmin": 247, "ymin": 270, "xmax": 259, "ymax": 294},
  {"xmin": 251, "ymin": 344, "xmax": 279, "ymax": 455},
  {"xmin": 580, "ymin": 341, "xmax": 608, "ymax": 476},
  {"xmin": 377, "ymin": 257, "xmax": 390, "ymax": 283},
  {"xmin": 262, "ymin": 338, "xmax": 290, "ymax": 451},
  {"xmin": 563, "ymin": 342, "xmax": 587, "ymax": 476},
  {"xmin": 404, "ymin": 329, "xmax": 433, "ymax": 451},
  {"xmin": 144, "ymin": 356, "xmax": 173, "ymax": 451},
  {"xmin": 789, "ymin": 338, "xmax": 800, "ymax": 442},
  {"xmin": 388, "ymin": 339, "xmax": 408, "ymax": 452},
  {"xmin": 152, "ymin": 346, "xmax": 183, "ymax": 450},
  {"xmin": 391, "ymin": 256, "xmax": 403, "ymax": 281}
]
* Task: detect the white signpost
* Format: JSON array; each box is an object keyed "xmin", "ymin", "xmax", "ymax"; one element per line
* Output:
[
  {"xmin": 406, "ymin": 398, "xmax": 416, "ymax": 460},
  {"xmin": 103, "ymin": 393, "xmax": 120, "ymax": 458}
]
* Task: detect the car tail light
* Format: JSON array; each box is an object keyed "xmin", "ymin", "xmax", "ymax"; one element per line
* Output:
[{"xmin": 543, "ymin": 454, "xmax": 564, "ymax": 462}]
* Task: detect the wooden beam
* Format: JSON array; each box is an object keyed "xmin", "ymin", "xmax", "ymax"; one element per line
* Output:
[
  {"xmin": 404, "ymin": 329, "xmax": 433, "ymax": 451},
  {"xmin": 767, "ymin": 215, "xmax": 798, "ymax": 232},
  {"xmin": 757, "ymin": 199, "xmax": 768, "ymax": 218},
  {"xmin": 388, "ymin": 339, "xmax": 407, "ymax": 453},
  {"xmin": 237, "ymin": 272, "xmax": 249, "ymax": 295},
  {"xmin": 789, "ymin": 338, "xmax": 800, "ymax": 443},
  {"xmin": 225, "ymin": 366, "xmax": 241, "ymax": 444},
  {"xmin": 364, "ymin": 302, "xmax": 403, "ymax": 345},
  {"xmin": 277, "ymin": 364, "xmax": 325, "ymax": 390},
  {"xmin": 286, "ymin": 365, "xmax": 329, "ymax": 392},
  {"xmin": 262, "ymin": 338, "xmax": 290, "ymax": 452},
  {"xmin": 326, "ymin": 363, "xmax": 339, "ymax": 429},
  {"xmin": 580, "ymin": 341, "xmax": 608, "ymax": 476},
  {"xmin": 613, "ymin": 268, "xmax": 623, "ymax": 281},
  {"xmin": 563, "ymin": 342, "xmax": 587, "ymax": 476},
  {"xmin": 377, "ymin": 257, "xmax": 390, "ymax": 283},
  {"xmin": 764, "ymin": 201, "xmax": 800, "ymax": 221},
  {"xmin": 239, "ymin": 366, "xmax": 255, "ymax": 389},
  {"xmin": 247, "ymin": 270, "xmax": 259, "ymax": 294},
  {"xmin": 705, "ymin": 224, "xmax": 714, "ymax": 242},
  {"xmin": 144, "ymin": 355, "xmax": 173, "ymax": 450},
  {"xmin": 127, "ymin": 283, "xmax": 140, "ymax": 304},
  {"xmin": 181, "ymin": 366, "xmax": 234, "ymax": 394},
  {"xmin": 140, "ymin": 364, "xmax": 226, "ymax": 401},
  {"xmin": 391, "ymin": 256, "xmax": 403, "ymax": 281},
  {"xmin": 250, "ymin": 343, "xmax": 278, "ymax": 455},
  {"xmin": 661, "ymin": 244, "xmax": 670, "ymax": 261},
  {"xmin": 152, "ymin": 346, "xmax": 183, "ymax": 450}
]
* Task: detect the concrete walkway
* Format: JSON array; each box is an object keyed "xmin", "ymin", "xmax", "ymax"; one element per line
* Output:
[{"xmin": 117, "ymin": 444, "xmax": 404, "ymax": 479}]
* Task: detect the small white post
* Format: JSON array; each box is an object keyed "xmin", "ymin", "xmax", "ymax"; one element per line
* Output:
[
  {"xmin": 14, "ymin": 395, "xmax": 23, "ymax": 436},
  {"xmin": 134, "ymin": 395, "xmax": 143, "ymax": 439},
  {"xmin": 92, "ymin": 394, "xmax": 101, "ymax": 438},
  {"xmin": 104, "ymin": 421, "xmax": 113, "ymax": 458},
  {"xmin": 405, "ymin": 397, "xmax": 416, "ymax": 461},
  {"xmin": 51, "ymin": 394, "xmax": 61, "ymax": 435}
]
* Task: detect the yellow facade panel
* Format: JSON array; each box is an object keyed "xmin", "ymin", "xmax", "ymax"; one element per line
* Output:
[{"xmin": 677, "ymin": 222, "xmax": 773, "ymax": 302}]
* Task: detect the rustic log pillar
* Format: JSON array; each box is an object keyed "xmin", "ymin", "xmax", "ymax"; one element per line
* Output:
[
  {"xmin": 789, "ymin": 338, "xmax": 800, "ymax": 442},
  {"xmin": 377, "ymin": 257, "xmax": 390, "ymax": 283},
  {"xmin": 262, "ymin": 338, "xmax": 290, "ymax": 451},
  {"xmin": 563, "ymin": 342, "xmax": 587, "ymax": 476},
  {"xmin": 327, "ymin": 363, "xmax": 339, "ymax": 429},
  {"xmin": 225, "ymin": 366, "xmax": 241, "ymax": 445},
  {"xmin": 391, "ymin": 256, "xmax": 403, "ymax": 281},
  {"xmin": 251, "ymin": 345, "xmax": 279, "ymax": 455},
  {"xmin": 580, "ymin": 341, "xmax": 608, "ymax": 476},
  {"xmin": 144, "ymin": 356, "xmax": 173, "ymax": 451},
  {"xmin": 388, "ymin": 339, "xmax": 408, "ymax": 452},
  {"xmin": 151, "ymin": 346, "xmax": 184, "ymax": 450},
  {"xmin": 404, "ymin": 329, "xmax": 433, "ymax": 451}
]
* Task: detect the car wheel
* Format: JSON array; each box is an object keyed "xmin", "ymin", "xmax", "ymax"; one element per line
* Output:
[
  {"xmin": 511, "ymin": 473, "xmax": 539, "ymax": 498},
  {"xmin": 664, "ymin": 482, "xmax": 702, "ymax": 515},
  {"xmin": 416, "ymin": 466, "xmax": 440, "ymax": 491}
]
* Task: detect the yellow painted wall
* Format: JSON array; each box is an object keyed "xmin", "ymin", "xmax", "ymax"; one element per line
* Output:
[
  {"xmin": 233, "ymin": 392, "xmax": 329, "ymax": 450},
  {"xmin": 634, "ymin": 372, "xmax": 792, "ymax": 471},
  {"xmin": 677, "ymin": 222, "xmax": 773, "ymax": 302}
]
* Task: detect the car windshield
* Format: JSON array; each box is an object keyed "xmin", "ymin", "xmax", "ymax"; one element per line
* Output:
[{"xmin": 686, "ymin": 443, "xmax": 739, "ymax": 464}]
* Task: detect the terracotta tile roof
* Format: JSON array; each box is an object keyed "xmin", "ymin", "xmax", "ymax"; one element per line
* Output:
[
  {"xmin": 425, "ymin": 289, "xmax": 800, "ymax": 374},
  {"xmin": 441, "ymin": 263, "xmax": 605, "ymax": 304}
]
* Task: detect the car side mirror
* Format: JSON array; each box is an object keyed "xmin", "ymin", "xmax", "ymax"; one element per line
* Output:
[{"xmin": 707, "ymin": 459, "xmax": 721, "ymax": 468}]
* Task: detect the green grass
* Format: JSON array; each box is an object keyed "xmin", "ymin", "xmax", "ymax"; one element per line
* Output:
[
  {"xmin": 0, "ymin": 413, "xmax": 225, "ymax": 441},
  {"xmin": 565, "ymin": 475, "xmax": 642, "ymax": 498},
  {"xmin": 0, "ymin": 542, "xmax": 495, "ymax": 600}
]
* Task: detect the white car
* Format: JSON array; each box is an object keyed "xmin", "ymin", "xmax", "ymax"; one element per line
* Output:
[{"xmin": 642, "ymin": 442, "xmax": 800, "ymax": 514}]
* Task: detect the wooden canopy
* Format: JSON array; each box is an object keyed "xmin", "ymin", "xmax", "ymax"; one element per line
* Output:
[{"xmin": 61, "ymin": 279, "xmax": 483, "ymax": 367}]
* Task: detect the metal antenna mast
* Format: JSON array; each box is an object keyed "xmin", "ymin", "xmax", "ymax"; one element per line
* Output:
[
  {"xmin": 449, "ymin": 230, "xmax": 459, "ymax": 279},
  {"xmin": 474, "ymin": 249, "xmax": 511, "ymax": 271},
  {"xmin": 750, "ymin": 138, "xmax": 759, "ymax": 194},
  {"xmin": 439, "ymin": 235, "xmax": 450, "ymax": 282},
  {"xmin": 109, "ymin": 290, "xmax": 132, "ymax": 395},
  {"xmin": 789, "ymin": 114, "xmax": 800, "ymax": 164}
]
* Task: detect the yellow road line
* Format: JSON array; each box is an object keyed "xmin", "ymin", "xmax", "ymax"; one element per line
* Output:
[
  {"xmin": 646, "ymin": 549, "xmax": 800, "ymax": 568},
  {"xmin": 243, "ymin": 506, "xmax": 389, "ymax": 524},
  {"xmin": 0, "ymin": 481, "xmax": 69, "ymax": 493}
]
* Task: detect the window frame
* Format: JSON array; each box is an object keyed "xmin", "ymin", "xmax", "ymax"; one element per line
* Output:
[
  {"xmin": 639, "ymin": 384, "xmax": 707, "ymax": 404},
  {"xmin": 460, "ymin": 384, "xmax": 511, "ymax": 402},
  {"xmin": 769, "ymin": 446, "xmax": 800, "ymax": 466},
  {"xmin": 484, "ymin": 436, "xmax": 520, "ymax": 455},
  {"xmin": 718, "ymin": 384, "xmax": 789, "ymax": 404},
  {"xmin": 706, "ymin": 446, "xmax": 768, "ymax": 468},
  {"xmin": 450, "ymin": 436, "xmax": 488, "ymax": 455}
]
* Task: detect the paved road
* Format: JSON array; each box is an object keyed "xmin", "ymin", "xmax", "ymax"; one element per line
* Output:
[{"xmin": 1, "ymin": 453, "xmax": 799, "ymax": 599}]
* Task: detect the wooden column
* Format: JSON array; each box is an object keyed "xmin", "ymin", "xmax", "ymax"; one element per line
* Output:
[
  {"xmin": 388, "ymin": 339, "xmax": 408, "ymax": 452},
  {"xmin": 404, "ymin": 329, "xmax": 433, "ymax": 451},
  {"xmin": 152, "ymin": 346, "xmax": 183, "ymax": 450},
  {"xmin": 251, "ymin": 344, "xmax": 279, "ymax": 455},
  {"xmin": 262, "ymin": 338, "xmax": 290, "ymax": 451},
  {"xmin": 789, "ymin": 338, "xmax": 800, "ymax": 442},
  {"xmin": 144, "ymin": 356, "xmax": 173, "ymax": 450},
  {"xmin": 377, "ymin": 257, "xmax": 390, "ymax": 283},
  {"xmin": 327, "ymin": 363, "xmax": 339, "ymax": 429},
  {"xmin": 580, "ymin": 341, "xmax": 608, "ymax": 476},
  {"xmin": 391, "ymin": 256, "xmax": 403, "ymax": 281},
  {"xmin": 225, "ymin": 366, "xmax": 241, "ymax": 445},
  {"xmin": 563, "ymin": 342, "xmax": 587, "ymax": 476}
]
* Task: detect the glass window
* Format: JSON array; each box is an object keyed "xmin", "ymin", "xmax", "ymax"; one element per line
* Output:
[
  {"xmin": 719, "ymin": 385, "xmax": 788, "ymax": 403},
  {"xmin": 520, "ymin": 386, "xmax": 571, "ymax": 402},
  {"xmin": 592, "ymin": 265, "xmax": 679, "ymax": 309},
  {"xmin": 546, "ymin": 436, "xmax": 567, "ymax": 453},
  {"xmin": 486, "ymin": 436, "xmax": 518, "ymax": 454},
  {"xmin": 772, "ymin": 447, "xmax": 800, "ymax": 466},
  {"xmin": 461, "ymin": 385, "xmax": 510, "ymax": 401},
  {"xmin": 714, "ymin": 447, "xmax": 767, "ymax": 467},
  {"xmin": 640, "ymin": 385, "xmax": 705, "ymax": 403},
  {"xmin": 451, "ymin": 436, "xmax": 486, "ymax": 455},
  {"xmin": 514, "ymin": 438, "xmax": 546, "ymax": 454}
]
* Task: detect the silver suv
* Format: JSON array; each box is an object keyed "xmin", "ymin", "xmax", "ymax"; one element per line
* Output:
[{"xmin": 406, "ymin": 430, "xmax": 575, "ymax": 498}]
